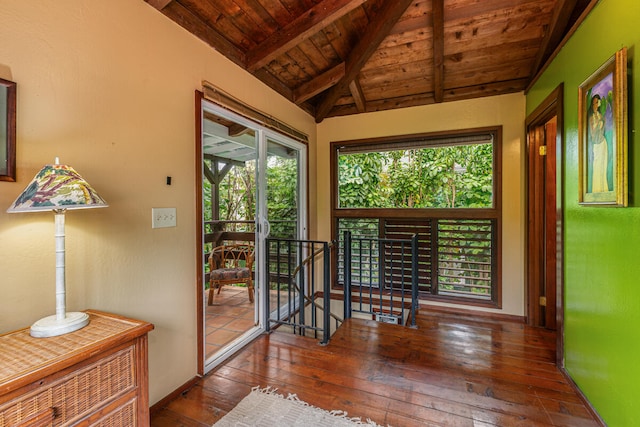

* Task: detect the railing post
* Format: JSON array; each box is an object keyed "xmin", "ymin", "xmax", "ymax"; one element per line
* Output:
[
  {"xmin": 320, "ymin": 241, "xmax": 331, "ymax": 345},
  {"xmin": 343, "ymin": 231, "xmax": 352, "ymax": 320},
  {"xmin": 377, "ymin": 239, "xmax": 383, "ymax": 315},
  {"xmin": 265, "ymin": 238, "xmax": 271, "ymax": 333},
  {"xmin": 298, "ymin": 240, "xmax": 305, "ymax": 337},
  {"xmin": 410, "ymin": 234, "xmax": 419, "ymax": 328},
  {"xmin": 287, "ymin": 240, "xmax": 293, "ymax": 333},
  {"xmin": 430, "ymin": 218, "xmax": 439, "ymax": 295},
  {"xmin": 310, "ymin": 242, "xmax": 317, "ymax": 340}
]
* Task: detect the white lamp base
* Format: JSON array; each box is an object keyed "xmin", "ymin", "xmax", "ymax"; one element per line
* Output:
[{"xmin": 30, "ymin": 312, "xmax": 90, "ymax": 338}]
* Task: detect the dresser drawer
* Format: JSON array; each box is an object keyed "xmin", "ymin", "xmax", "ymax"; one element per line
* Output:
[
  {"xmin": 91, "ymin": 398, "xmax": 136, "ymax": 427},
  {"xmin": 0, "ymin": 346, "xmax": 135, "ymax": 426}
]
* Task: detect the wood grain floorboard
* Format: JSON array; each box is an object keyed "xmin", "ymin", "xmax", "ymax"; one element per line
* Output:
[{"xmin": 151, "ymin": 311, "xmax": 600, "ymax": 426}]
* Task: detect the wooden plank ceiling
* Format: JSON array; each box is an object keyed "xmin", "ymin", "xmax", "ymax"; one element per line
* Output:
[{"xmin": 145, "ymin": 0, "xmax": 592, "ymax": 122}]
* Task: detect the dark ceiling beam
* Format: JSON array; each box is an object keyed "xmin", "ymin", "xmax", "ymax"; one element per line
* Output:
[
  {"xmin": 527, "ymin": 0, "xmax": 599, "ymax": 93},
  {"xmin": 444, "ymin": 78, "xmax": 530, "ymax": 101},
  {"xmin": 146, "ymin": 0, "xmax": 173, "ymax": 10},
  {"xmin": 294, "ymin": 63, "xmax": 345, "ymax": 104},
  {"xmin": 246, "ymin": 0, "xmax": 367, "ymax": 72},
  {"xmin": 253, "ymin": 68, "xmax": 295, "ymax": 100},
  {"xmin": 432, "ymin": 0, "xmax": 445, "ymax": 103},
  {"xmin": 329, "ymin": 76, "xmax": 531, "ymax": 118},
  {"xmin": 315, "ymin": 0, "xmax": 413, "ymax": 123},
  {"xmin": 349, "ymin": 78, "xmax": 366, "ymax": 113},
  {"xmin": 158, "ymin": 2, "xmax": 246, "ymax": 68},
  {"xmin": 328, "ymin": 92, "xmax": 435, "ymax": 118},
  {"xmin": 253, "ymin": 69, "xmax": 317, "ymax": 116},
  {"xmin": 530, "ymin": 0, "xmax": 578, "ymax": 76}
]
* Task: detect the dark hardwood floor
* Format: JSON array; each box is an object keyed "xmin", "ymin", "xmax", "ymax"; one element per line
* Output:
[{"xmin": 151, "ymin": 310, "xmax": 600, "ymax": 426}]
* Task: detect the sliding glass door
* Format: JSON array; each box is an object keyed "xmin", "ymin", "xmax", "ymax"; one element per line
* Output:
[
  {"xmin": 200, "ymin": 99, "xmax": 306, "ymax": 373},
  {"xmin": 258, "ymin": 135, "xmax": 306, "ymax": 326}
]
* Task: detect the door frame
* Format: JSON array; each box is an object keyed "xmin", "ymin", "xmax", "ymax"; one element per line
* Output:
[
  {"xmin": 195, "ymin": 91, "xmax": 309, "ymax": 374},
  {"xmin": 196, "ymin": 91, "xmax": 205, "ymax": 375},
  {"xmin": 196, "ymin": 93, "xmax": 264, "ymax": 374},
  {"xmin": 525, "ymin": 84, "xmax": 565, "ymax": 366}
]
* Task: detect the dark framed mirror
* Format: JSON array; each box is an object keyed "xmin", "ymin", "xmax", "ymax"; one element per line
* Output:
[{"xmin": 0, "ymin": 77, "xmax": 16, "ymax": 182}]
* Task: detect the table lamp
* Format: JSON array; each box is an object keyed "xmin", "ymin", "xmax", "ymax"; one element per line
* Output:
[{"xmin": 7, "ymin": 158, "xmax": 108, "ymax": 337}]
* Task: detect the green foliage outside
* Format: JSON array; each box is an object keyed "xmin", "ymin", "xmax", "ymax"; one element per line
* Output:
[
  {"xmin": 203, "ymin": 155, "xmax": 297, "ymax": 239},
  {"xmin": 203, "ymin": 141, "xmax": 495, "ymax": 299},
  {"xmin": 203, "ymin": 160, "xmax": 256, "ymax": 226},
  {"xmin": 266, "ymin": 155, "xmax": 298, "ymax": 238},
  {"xmin": 203, "ymin": 156, "xmax": 298, "ymax": 290},
  {"xmin": 336, "ymin": 142, "xmax": 495, "ymax": 300},
  {"xmin": 338, "ymin": 152, "xmax": 386, "ymax": 208},
  {"xmin": 338, "ymin": 143, "xmax": 493, "ymax": 209}
]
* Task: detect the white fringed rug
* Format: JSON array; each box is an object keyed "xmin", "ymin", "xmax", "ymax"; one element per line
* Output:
[{"xmin": 213, "ymin": 386, "xmax": 387, "ymax": 427}]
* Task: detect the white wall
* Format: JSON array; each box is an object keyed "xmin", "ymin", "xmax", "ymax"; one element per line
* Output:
[
  {"xmin": 0, "ymin": 0, "xmax": 315, "ymax": 405},
  {"xmin": 317, "ymin": 93, "xmax": 526, "ymax": 316}
]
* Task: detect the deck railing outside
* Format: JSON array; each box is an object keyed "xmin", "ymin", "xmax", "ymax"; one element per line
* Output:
[
  {"xmin": 204, "ymin": 219, "xmax": 296, "ymax": 282},
  {"xmin": 205, "ymin": 219, "xmax": 297, "ymax": 245},
  {"xmin": 337, "ymin": 217, "xmax": 496, "ymax": 303}
]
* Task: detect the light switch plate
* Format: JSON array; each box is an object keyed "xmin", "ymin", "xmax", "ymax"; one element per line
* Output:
[{"xmin": 152, "ymin": 207, "xmax": 177, "ymax": 228}]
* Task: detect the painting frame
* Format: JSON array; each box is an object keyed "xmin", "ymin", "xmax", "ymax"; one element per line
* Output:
[
  {"xmin": 578, "ymin": 47, "xmax": 628, "ymax": 206},
  {"xmin": 0, "ymin": 77, "xmax": 16, "ymax": 182}
]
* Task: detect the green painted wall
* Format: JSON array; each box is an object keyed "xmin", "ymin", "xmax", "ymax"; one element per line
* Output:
[{"xmin": 526, "ymin": 1, "xmax": 640, "ymax": 425}]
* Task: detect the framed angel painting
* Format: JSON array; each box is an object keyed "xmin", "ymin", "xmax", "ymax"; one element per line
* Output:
[{"xmin": 578, "ymin": 47, "xmax": 628, "ymax": 206}]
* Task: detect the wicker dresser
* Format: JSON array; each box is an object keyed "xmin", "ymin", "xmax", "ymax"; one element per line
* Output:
[{"xmin": 0, "ymin": 310, "xmax": 154, "ymax": 427}]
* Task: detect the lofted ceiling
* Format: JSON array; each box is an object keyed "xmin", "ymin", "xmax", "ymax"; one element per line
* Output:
[{"xmin": 145, "ymin": 0, "xmax": 594, "ymax": 123}]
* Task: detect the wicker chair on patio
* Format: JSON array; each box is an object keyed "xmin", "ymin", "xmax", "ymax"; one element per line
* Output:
[{"xmin": 208, "ymin": 243, "xmax": 255, "ymax": 304}]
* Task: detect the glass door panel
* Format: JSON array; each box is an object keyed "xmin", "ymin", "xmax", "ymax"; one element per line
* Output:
[
  {"xmin": 200, "ymin": 100, "xmax": 307, "ymax": 373},
  {"xmin": 266, "ymin": 138, "xmax": 300, "ymax": 239},
  {"xmin": 259, "ymin": 135, "xmax": 306, "ymax": 325},
  {"xmin": 202, "ymin": 105, "xmax": 261, "ymax": 371}
]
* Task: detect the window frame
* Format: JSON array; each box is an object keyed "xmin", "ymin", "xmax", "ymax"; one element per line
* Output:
[{"xmin": 330, "ymin": 126, "xmax": 502, "ymax": 308}]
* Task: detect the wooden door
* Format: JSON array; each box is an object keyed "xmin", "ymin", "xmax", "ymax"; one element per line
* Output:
[
  {"xmin": 526, "ymin": 85, "xmax": 564, "ymax": 365},
  {"xmin": 527, "ymin": 117, "xmax": 558, "ymax": 329}
]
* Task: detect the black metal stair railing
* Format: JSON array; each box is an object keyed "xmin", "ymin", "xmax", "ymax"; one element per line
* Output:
[
  {"xmin": 343, "ymin": 231, "xmax": 419, "ymax": 327},
  {"xmin": 265, "ymin": 233, "xmax": 419, "ymax": 345},
  {"xmin": 265, "ymin": 238, "xmax": 339, "ymax": 345}
]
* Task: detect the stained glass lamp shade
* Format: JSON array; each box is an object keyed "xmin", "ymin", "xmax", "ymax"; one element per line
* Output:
[{"xmin": 7, "ymin": 158, "xmax": 108, "ymax": 337}]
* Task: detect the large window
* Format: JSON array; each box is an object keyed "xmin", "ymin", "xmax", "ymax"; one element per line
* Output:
[
  {"xmin": 332, "ymin": 127, "xmax": 502, "ymax": 307},
  {"xmin": 338, "ymin": 136, "xmax": 493, "ymax": 209}
]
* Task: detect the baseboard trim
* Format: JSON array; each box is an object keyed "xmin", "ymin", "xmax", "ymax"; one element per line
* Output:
[
  {"xmin": 150, "ymin": 375, "xmax": 201, "ymax": 415},
  {"xmin": 559, "ymin": 367, "xmax": 606, "ymax": 426}
]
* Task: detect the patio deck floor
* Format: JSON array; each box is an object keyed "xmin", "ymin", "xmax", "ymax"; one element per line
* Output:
[{"xmin": 205, "ymin": 285, "xmax": 255, "ymax": 358}]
